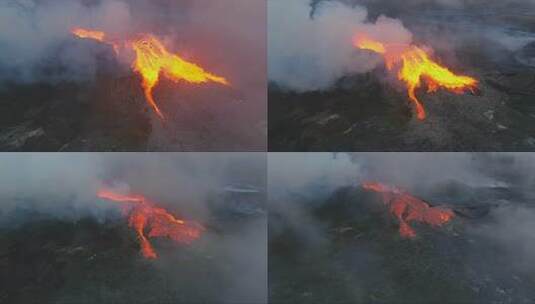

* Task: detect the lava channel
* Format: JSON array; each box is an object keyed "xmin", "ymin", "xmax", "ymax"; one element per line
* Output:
[
  {"xmin": 72, "ymin": 28, "xmax": 230, "ymax": 120},
  {"xmin": 98, "ymin": 188, "xmax": 204, "ymax": 259},
  {"xmin": 362, "ymin": 181, "xmax": 454, "ymax": 238}
]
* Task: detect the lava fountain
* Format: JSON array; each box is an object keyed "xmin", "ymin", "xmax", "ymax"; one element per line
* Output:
[
  {"xmin": 72, "ymin": 28, "xmax": 230, "ymax": 120},
  {"xmin": 362, "ymin": 181, "xmax": 454, "ymax": 238},
  {"xmin": 354, "ymin": 35, "xmax": 478, "ymax": 120},
  {"xmin": 98, "ymin": 188, "xmax": 204, "ymax": 259}
]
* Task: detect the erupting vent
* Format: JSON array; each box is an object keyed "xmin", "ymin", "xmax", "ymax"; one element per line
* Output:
[
  {"xmin": 355, "ymin": 35, "xmax": 478, "ymax": 120},
  {"xmin": 362, "ymin": 182, "xmax": 454, "ymax": 238},
  {"xmin": 98, "ymin": 189, "xmax": 204, "ymax": 259},
  {"xmin": 72, "ymin": 28, "xmax": 230, "ymax": 120},
  {"xmin": 72, "ymin": 28, "xmax": 106, "ymax": 42}
]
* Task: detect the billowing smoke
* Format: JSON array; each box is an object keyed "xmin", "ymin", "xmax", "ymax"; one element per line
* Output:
[
  {"xmin": 0, "ymin": 0, "xmax": 265, "ymax": 85},
  {"xmin": 474, "ymin": 206, "xmax": 535, "ymax": 273},
  {"xmin": 268, "ymin": 152, "xmax": 487, "ymax": 201},
  {"xmin": 268, "ymin": 0, "xmax": 411, "ymax": 91},
  {"xmin": 358, "ymin": 0, "xmax": 535, "ymax": 8},
  {"xmin": 0, "ymin": 0, "xmax": 266, "ymax": 150},
  {"xmin": 0, "ymin": 152, "xmax": 265, "ymax": 220},
  {"xmin": 353, "ymin": 153, "xmax": 492, "ymax": 191},
  {"xmin": 268, "ymin": 0, "xmax": 535, "ymax": 92},
  {"xmin": 0, "ymin": 0, "xmax": 132, "ymax": 83},
  {"xmin": 269, "ymin": 152, "xmax": 535, "ymax": 278},
  {"xmin": 269, "ymin": 152, "xmax": 360, "ymax": 200},
  {"xmin": 0, "ymin": 153, "xmax": 267, "ymax": 303},
  {"xmin": 268, "ymin": 153, "xmax": 360, "ymax": 249}
]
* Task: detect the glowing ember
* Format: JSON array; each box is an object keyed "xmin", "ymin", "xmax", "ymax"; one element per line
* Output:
[
  {"xmin": 98, "ymin": 188, "xmax": 204, "ymax": 259},
  {"xmin": 72, "ymin": 28, "xmax": 230, "ymax": 119},
  {"xmin": 354, "ymin": 35, "xmax": 478, "ymax": 120},
  {"xmin": 362, "ymin": 181, "xmax": 454, "ymax": 238}
]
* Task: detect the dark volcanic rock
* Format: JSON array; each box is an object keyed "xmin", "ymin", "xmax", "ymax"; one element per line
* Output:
[
  {"xmin": 269, "ymin": 184, "xmax": 535, "ymax": 304},
  {"xmin": 0, "ymin": 75, "xmax": 152, "ymax": 151}
]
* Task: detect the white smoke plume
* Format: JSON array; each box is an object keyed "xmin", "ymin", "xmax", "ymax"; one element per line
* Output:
[
  {"xmin": 0, "ymin": 0, "xmax": 267, "ymax": 150},
  {"xmin": 269, "ymin": 0, "xmax": 535, "ymax": 92},
  {"xmin": 268, "ymin": 0, "xmax": 412, "ymax": 91},
  {"xmin": 268, "ymin": 152, "xmax": 361, "ymax": 200},
  {"xmin": 0, "ymin": 0, "xmax": 132, "ymax": 83},
  {"xmin": 0, "ymin": 152, "xmax": 266, "ymax": 221}
]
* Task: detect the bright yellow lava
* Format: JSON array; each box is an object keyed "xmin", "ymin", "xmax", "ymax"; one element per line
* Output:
[
  {"xmin": 131, "ymin": 35, "xmax": 229, "ymax": 119},
  {"xmin": 355, "ymin": 35, "xmax": 478, "ymax": 120}
]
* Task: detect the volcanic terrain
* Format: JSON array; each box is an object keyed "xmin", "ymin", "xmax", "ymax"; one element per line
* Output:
[
  {"xmin": 0, "ymin": 185, "xmax": 266, "ymax": 303},
  {"xmin": 269, "ymin": 0, "xmax": 535, "ymax": 151},
  {"xmin": 269, "ymin": 153, "xmax": 535, "ymax": 303}
]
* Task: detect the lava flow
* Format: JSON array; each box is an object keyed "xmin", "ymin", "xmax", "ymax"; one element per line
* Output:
[
  {"xmin": 72, "ymin": 28, "xmax": 230, "ymax": 119},
  {"xmin": 131, "ymin": 34, "xmax": 230, "ymax": 119},
  {"xmin": 98, "ymin": 188, "xmax": 204, "ymax": 259},
  {"xmin": 362, "ymin": 181, "xmax": 454, "ymax": 238},
  {"xmin": 72, "ymin": 28, "xmax": 106, "ymax": 42},
  {"xmin": 355, "ymin": 35, "xmax": 478, "ymax": 120}
]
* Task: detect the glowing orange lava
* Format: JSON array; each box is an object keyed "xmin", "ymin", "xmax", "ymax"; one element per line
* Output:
[
  {"xmin": 98, "ymin": 188, "xmax": 204, "ymax": 259},
  {"xmin": 131, "ymin": 34, "xmax": 230, "ymax": 119},
  {"xmin": 72, "ymin": 28, "xmax": 230, "ymax": 119},
  {"xmin": 355, "ymin": 35, "xmax": 478, "ymax": 120},
  {"xmin": 362, "ymin": 181, "xmax": 454, "ymax": 238},
  {"xmin": 72, "ymin": 28, "xmax": 106, "ymax": 42}
]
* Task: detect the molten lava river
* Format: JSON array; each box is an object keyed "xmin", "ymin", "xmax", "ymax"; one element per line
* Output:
[
  {"xmin": 362, "ymin": 182, "xmax": 454, "ymax": 238},
  {"xmin": 354, "ymin": 35, "xmax": 478, "ymax": 120},
  {"xmin": 98, "ymin": 188, "xmax": 204, "ymax": 259},
  {"xmin": 72, "ymin": 28, "xmax": 230, "ymax": 120}
]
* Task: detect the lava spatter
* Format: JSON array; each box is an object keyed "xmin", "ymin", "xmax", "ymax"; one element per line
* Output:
[
  {"xmin": 355, "ymin": 35, "xmax": 478, "ymax": 120},
  {"xmin": 362, "ymin": 181, "xmax": 454, "ymax": 238},
  {"xmin": 98, "ymin": 188, "xmax": 204, "ymax": 259}
]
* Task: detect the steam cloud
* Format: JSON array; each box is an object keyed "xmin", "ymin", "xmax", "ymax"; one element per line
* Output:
[
  {"xmin": 269, "ymin": 152, "xmax": 535, "ymax": 274},
  {"xmin": 268, "ymin": 152, "xmax": 360, "ymax": 200},
  {"xmin": 0, "ymin": 153, "xmax": 265, "ymax": 220},
  {"xmin": 0, "ymin": 0, "xmax": 265, "ymax": 85},
  {"xmin": 268, "ymin": 0, "xmax": 535, "ymax": 92},
  {"xmin": 0, "ymin": 0, "xmax": 132, "ymax": 83},
  {"xmin": 268, "ymin": 0, "xmax": 412, "ymax": 91},
  {"xmin": 0, "ymin": 0, "xmax": 266, "ymax": 150},
  {"xmin": 0, "ymin": 152, "xmax": 267, "ymax": 303}
]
